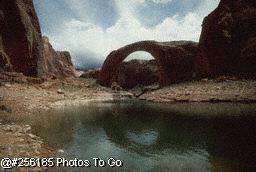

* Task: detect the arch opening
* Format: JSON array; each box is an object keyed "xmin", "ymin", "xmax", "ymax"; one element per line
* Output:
[{"xmin": 124, "ymin": 51, "xmax": 154, "ymax": 62}]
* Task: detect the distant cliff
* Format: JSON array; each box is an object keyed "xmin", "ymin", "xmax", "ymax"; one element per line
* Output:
[
  {"xmin": 196, "ymin": 0, "xmax": 256, "ymax": 78},
  {"xmin": 0, "ymin": 0, "xmax": 75, "ymax": 78},
  {"xmin": 42, "ymin": 36, "xmax": 75, "ymax": 78},
  {"xmin": 116, "ymin": 59, "xmax": 159, "ymax": 89}
]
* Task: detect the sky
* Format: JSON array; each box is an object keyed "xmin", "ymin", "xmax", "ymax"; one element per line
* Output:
[{"xmin": 34, "ymin": 0, "xmax": 220, "ymax": 69}]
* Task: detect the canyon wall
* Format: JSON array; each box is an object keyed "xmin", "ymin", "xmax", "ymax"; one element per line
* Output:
[
  {"xmin": 0, "ymin": 0, "xmax": 43, "ymax": 76},
  {"xmin": 196, "ymin": 0, "xmax": 256, "ymax": 78},
  {"xmin": 42, "ymin": 36, "xmax": 75, "ymax": 78},
  {"xmin": 0, "ymin": 0, "xmax": 75, "ymax": 78}
]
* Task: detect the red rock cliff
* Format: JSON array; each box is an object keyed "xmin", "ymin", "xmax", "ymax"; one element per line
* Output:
[
  {"xmin": 0, "ymin": 0, "xmax": 75, "ymax": 77},
  {"xmin": 196, "ymin": 0, "xmax": 256, "ymax": 78},
  {"xmin": 0, "ymin": 0, "xmax": 43, "ymax": 76},
  {"xmin": 42, "ymin": 36, "xmax": 75, "ymax": 78}
]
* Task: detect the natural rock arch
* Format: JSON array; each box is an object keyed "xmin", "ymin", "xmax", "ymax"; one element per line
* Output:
[{"xmin": 98, "ymin": 40, "xmax": 198, "ymax": 87}]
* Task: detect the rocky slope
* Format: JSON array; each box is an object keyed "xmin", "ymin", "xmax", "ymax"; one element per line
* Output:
[
  {"xmin": 42, "ymin": 36, "xmax": 75, "ymax": 78},
  {"xmin": 0, "ymin": 0, "xmax": 75, "ymax": 78},
  {"xmin": 140, "ymin": 78, "xmax": 256, "ymax": 103},
  {"xmin": 196, "ymin": 0, "xmax": 256, "ymax": 78}
]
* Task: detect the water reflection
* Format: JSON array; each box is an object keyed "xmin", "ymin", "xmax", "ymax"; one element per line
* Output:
[{"xmin": 25, "ymin": 101, "xmax": 256, "ymax": 172}]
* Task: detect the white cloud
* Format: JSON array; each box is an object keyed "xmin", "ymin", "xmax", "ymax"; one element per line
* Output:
[
  {"xmin": 152, "ymin": 0, "xmax": 173, "ymax": 4},
  {"xmin": 129, "ymin": 0, "xmax": 173, "ymax": 4},
  {"xmin": 48, "ymin": 0, "xmax": 220, "ymax": 68}
]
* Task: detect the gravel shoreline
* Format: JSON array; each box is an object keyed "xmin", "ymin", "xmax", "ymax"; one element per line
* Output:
[{"xmin": 139, "ymin": 79, "xmax": 256, "ymax": 103}]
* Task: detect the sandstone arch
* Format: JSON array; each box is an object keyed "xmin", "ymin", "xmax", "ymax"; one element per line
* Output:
[{"xmin": 98, "ymin": 41, "xmax": 198, "ymax": 87}]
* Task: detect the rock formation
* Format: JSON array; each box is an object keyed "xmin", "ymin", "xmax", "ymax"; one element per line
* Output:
[
  {"xmin": 98, "ymin": 41, "xmax": 198, "ymax": 87},
  {"xmin": 196, "ymin": 0, "xmax": 256, "ymax": 78},
  {"xmin": 117, "ymin": 59, "xmax": 158, "ymax": 89},
  {"xmin": 0, "ymin": 0, "xmax": 75, "ymax": 78},
  {"xmin": 0, "ymin": 50, "xmax": 12, "ymax": 71},
  {"xmin": 0, "ymin": 0, "xmax": 43, "ymax": 76},
  {"xmin": 42, "ymin": 36, "xmax": 75, "ymax": 78},
  {"xmin": 80, "ymin": 69, "xmax": 101, "ymax": 79},
  {"xmin": 0, "ymin": 10, "xmax": 4, "ymax": 50}
]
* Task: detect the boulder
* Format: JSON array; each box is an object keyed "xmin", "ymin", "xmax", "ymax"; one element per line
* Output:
[
  {"xmin": 111, "ymin": 82, "xmax": 122, "ymax": 91},
  {"xmin": 0, "ymin": 105, "xmax": 12, "ymax": 113},
  {"xmin": 98, "ymin": 41, "xmax": 198, "ymax": 87},
  {"xmin": 116, "ymin": 59, "xmax": 158, "ymax": 89},
  {"xmin": 0, "ymin": 50, "xmax": 12, "ymax": 71},
  {"xmin": 196, "ymin": 0, "xmax": 256, "ymax": 78}
]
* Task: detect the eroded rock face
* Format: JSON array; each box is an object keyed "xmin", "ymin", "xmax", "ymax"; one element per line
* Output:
[
  {"xmin": 117, "ymin": 59, "xmax": 158, "ymax": 89},
  {"xmin": 0, "ymin": 0, "xmax": 75, "ymax": 78},
  {"xmin": 196, "ymin": 0, "xmax": 256, "ymax": 78},
  {"xmin": 0, "ymin": 51, "xmax": 12, "ymax": 71},
  {"xmin": 0, "ymin": 0, "xmax": 43, "ymax": 76},
  {"xmin": 98, "ymin": 41, "xmax": 198, "ymax": 87},
  {"xmin": 42, "ymin": 36, "xmax": 75, "ymax": 78},
  {"xmin": 0, "ymin": 10, "xmax": 4, "ymax": 51}
]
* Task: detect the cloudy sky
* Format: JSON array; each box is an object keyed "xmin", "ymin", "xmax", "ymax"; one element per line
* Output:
[{"xmin": 34, "ymin": 0, "xmax": 220, "ymax": 69}]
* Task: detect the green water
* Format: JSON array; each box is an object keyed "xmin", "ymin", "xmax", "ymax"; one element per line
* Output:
[{"xmin": 26, "ymin": 101, "xmax": 256, "ymax": 171}]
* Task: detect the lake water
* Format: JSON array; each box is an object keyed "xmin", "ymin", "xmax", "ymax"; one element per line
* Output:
[{"xmin": 26, "ymin": 101, "xmax": 256, "ymax": 172}]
